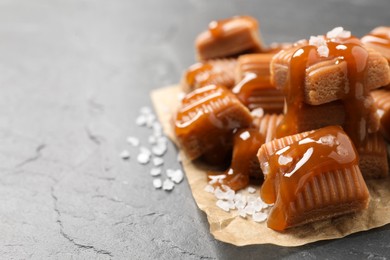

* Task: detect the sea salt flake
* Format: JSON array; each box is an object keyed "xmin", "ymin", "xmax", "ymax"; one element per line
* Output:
[
  {"xmin": 204, "ymin": 185, "xmax": 215, "ymax": 193},
  {"xmin": 136, "ymin": 115, "xmax": 147, "ymax": 126},
  {"xmin": 119, "ymin": 150, "xmax": 130, "ymax": 160},
  {"xmin": 227, "ymin": 168, "xmax": 234, "ymax": 175},
  {"xmin": 137, "ymin": 152, "xmax": 151, "ymax": 164},
  {"xmin": 250, "ymin": 108, "xmax": 264, "ymax": 118},
  {"xmin": 153, "ymin": 178, "xmax": 162, "ymax": 189},
  {"xmin": 170, "ymin": 169, "xmax": 184, "ymax": 184},
  {"xmin": 317, "ymin": 45, "xmax": 329, "ymax": 57},
  {"xmin": 145, "ymin": 114, "xmax": 156, "ymax": 128},
  {"xmin": 252, "ymin": 212, "xmax": 268, "ymax": 222},
  {"xmin": 238, "ymin": 209, "xmax": 247, "ymax": 218},
  {"xmin": 126, "ymin": 136, "xmax": 140, "ymax": 147},
  {"xmin": 150, "ymin": 167, "xmax": 162, "ymax": 176},
  {"xmin": 148, "ymin": 135, "xmax": 157, "ymax": 144},
  {"xmin": 326, "ymin": 26, "xmax": 344, "ymax": 39},
  {"xmin": 278, "ymin": 155, "xmax": 293, "ymax": 166},
  {"xmin": 216, "ymin": 200, "xmax": 230, "ymax": 212},
  {"xmin": 239, "ymin": 131, "xmax": 250, "ymax": 141},
  {"xmin": 162, "ymin": 179, "xmax": 174, "ymax": 191},
  {"xmin": 153, "ymin": 157, "xmax": 164, "ymax": 166},
  {"xmin": 247, "ymin": 187, "xmax": 256, "ymax": 194},
  {"xmin": 235, "ymin": 199, "xmax": 246, "ymax": 210},
  {"xmin": 152, "ymin": 144, "xmax": 167, "ymax": 156}
]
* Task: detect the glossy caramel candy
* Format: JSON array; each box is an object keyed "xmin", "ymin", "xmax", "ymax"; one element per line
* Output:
[
  {"xmin": 372, "ymin": 88, "xmax": 390, "ymax": 140},
  {"xmin": 233, "ymin": 53, "xmax": 284, "ymax": 113},
  {"xmin": 195, "ymin": 16, "xmax": 265, "ymax": 61},
  {"xmin": 258, "ymin": 126, "xmax": 370, "ymax": 231},
  {"xmin": 361, "ymin": 27, "xmax": 390, "ymax": 62},
  {"xmin": 174, "ymin": 85, "xmax": 252, "ymax": 163},
  {"xmin": 181, "ymin": 59, "xmax": 236, "ymax": 93}
]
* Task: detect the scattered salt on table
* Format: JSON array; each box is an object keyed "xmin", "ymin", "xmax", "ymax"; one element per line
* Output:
[
  {"xmin": 120, "ymin": 150, "xmax": 130, "ymax": 160},
  {"xmin": 153, "ymin": 178, "xmax": 162, "ymax": 189},
  {"xmin": 162, "ymin": 179, "xmax": 175, "ymax": 191}
]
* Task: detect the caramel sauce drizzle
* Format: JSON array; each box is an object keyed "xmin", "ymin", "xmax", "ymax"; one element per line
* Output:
[
  {"xmin": 219, "ymin": 129, "xmax": 265, "ymax": 191},
  {"xmin": 276, "ymin": 37, "xmax": 370, "ymax": 148},
  {"xmin": 261, "ymin": 126, "xmax": 358, "ymax": 230}
]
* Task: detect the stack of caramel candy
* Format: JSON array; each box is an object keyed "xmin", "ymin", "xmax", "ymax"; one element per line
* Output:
[{"xmin": 173, "ymin": 16, "xmax": 390, "ymax": 231}]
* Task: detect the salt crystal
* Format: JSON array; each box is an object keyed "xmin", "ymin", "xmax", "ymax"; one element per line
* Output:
[
  {"xmin": 126, "ymin": 136, "xmax": 140, "ymax": 147},
  {"xmin": 227, "ymin": 200, "xmax": 236, "ymax": 210},
  {"xmin": 247, "ymin": 187, "xmax": 256, "ymax": 194},
  {"xmin": 214, "ymin": 187, "xmax": 226, "ymax": 200},
  {"xmin": 137, "ymin": 152, "xmax": 151, "ymax": 165},
  {"xmin": 162, "ymin": 179, "xmax": 174, "ymax": 191},
  {"xmin": 148, "ymin": 135, "xmax": 157, "ymax": 144},
  {"xmin": 208, "ymin": 174, "xmax": 226, "ymax": 185},
  {"xmin": 239, "ymin": 131, "xmax": 250, "ymax": 141},
  {"xmin": 120, "ymin": 150, "xmax": 130, "ymax": 160},
  {"xmin": 152, "ymin": 144, "xmax": 167, "ymax": 156},
  {"xmin": 326, "ymin": 27, "xmax": 344, "ymax": 39},
  {"xmin": 153, "ymin": 157, "xmax": 164, "ymax": 166},
  {"xmin": 169, "ymin": 169, "xmax": 184, "ymax": 184},
  {"xmin": 244, "ymin": 205, "xmax": 255, "ymax": 216},
  {"xmin": 238, "ymin": 209, "xmax": 247, "ymax": 218},
  {"xmin": 216, "ymin": 200, "xmax": 230, "ymax": 212},
  {"xmin": 150, "ymin": 168, "xmax": 162, "ymax": 176},
  {"xmin": 145, "ymin": 114, "xmax": 156, "ymax": 128},
  {"xmin": 252, "ymin": 212, "xmax": 267, "ymax": 222},
  {"xmin": 317, "ymin": 45, "xmax": 329, "ymax": 57},
  {"xmin": 227, "ymin": 168, "xmax": 233, "ymax": 175},
  {"xmin": 250, "ymin": 108, "xmax": 264, "ymax": 118},
  {"xmin": 204, "ymin": 185, "xmax": 215, "ymax": 193},
  {"xmin": 136, "ymin": 115, "xmax": 147, "ymax": 126},
  {"xmin": 278, "ymin": 155, "xmax": 293, "ymax": 166},
  {"xmin": 234, "ymin": 199, "xmax": 246, "ymax": 210},
  {"xmin": 140, "ymin": 106, "xmax": 152, "ymax": 115},
  {"xmin": 153, "ymin": 178, "xmax": 162, "ymax": 189}
]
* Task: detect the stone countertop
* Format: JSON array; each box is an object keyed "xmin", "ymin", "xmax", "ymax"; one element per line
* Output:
[{"xmin": 1, "ymin": 0, "xmax": 389, "ymax": 259}]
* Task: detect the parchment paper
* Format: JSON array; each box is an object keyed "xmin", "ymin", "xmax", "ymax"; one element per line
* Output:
[{"xmin": 151, "ymin": 85, "xmax": 390, "ymax": 247}]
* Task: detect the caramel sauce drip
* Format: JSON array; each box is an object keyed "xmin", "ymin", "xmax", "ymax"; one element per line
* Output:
[
  {"xmin": 208, "ymin": 16, "xmax": 258, "ymax": 38},
  {"xmin": 361, "ymin": 27, "xmax": 390, "ymax": 48},
  {"xmin": 261, "ymin": 126, "xmax": 358, "ymax": 230},
  {"xmin": 276, "ymin": 37, "xmax": 370, "ymax": 147},
  {"xmin": 220, "ymin": 129, "xmax": 265, "ymax": 191}
]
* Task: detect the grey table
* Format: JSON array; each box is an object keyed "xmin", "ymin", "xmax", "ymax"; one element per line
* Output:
[{"xmin": 1, "ymin": 0, "xmax": 390, "ymax": 259}]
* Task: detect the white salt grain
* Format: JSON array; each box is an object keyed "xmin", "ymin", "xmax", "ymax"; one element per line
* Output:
[
  {"xmin": 216, "ymin": 200, "xmax": 231, "ymax": 212},
  {"xmin": 204, "ymin": 185, "xmax": 215, "ymax": 193},
  {"xmin": 136, "ymin": 115, "xmax": 147, "ymax": 126},
  {"xmin": 145, "ymin": 114, "xmax": 156, "ymax": 128},
  {"xmin": 252, "ymin": 212, "xmax": 268, "ymax": 223},
  {"xmin": 250, "ymin": 108, "xmax": 264, "ymax": 118},
  {"xmin": 239, "ymin": 131, "xmax": 250, "ymax": 141},
  {"xmin": 152, "ymin": 144, "xmax": 167, "ymax": 156},
  {"xmin": 162, "ymin": 179, "xmax": 175, "ymax": 191},
  {"xmin": 317, "ymin": 45, "xmax": 329, "ymax": 57},
  {"xmin": 148, "ymin": 135, "xmax": 157, "ymax": 144},
  {"xmin": 170, "ymin": 169, "xmax": 184, "ymax": 184},
  {"xmin": 153, "ymin": 178, "xmax": 162, "ymax": 189},
  {"xmin": 153, "ymin": 157, "xmax": 164, "ymax": 166},
  {"xmin": 150, "ymin": 167, "xmax": 162, "ymax": 176},
  {"xmin": 120, "ymin": 150, "xmax": 130, "ymax": 160},
  {"xmin": 247, "ymin": 187, "xmax": 256, "ymax": 194},
  {"xmin": 137, "ymin": 151, "xmax": 151, "ymax": 165},
  {"xmin": 126, "ymin": 136, "xmax": 140, "ymax": 147},
  {"xmin": 238, "ymin": 209, "xmax": 247, "ymax": 218}
]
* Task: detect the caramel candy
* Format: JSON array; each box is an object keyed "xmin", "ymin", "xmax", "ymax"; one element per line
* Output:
[
  {"xmin": 271, "ymin": 40, "xmax": 390, "ymax": 105},
  {"xmin": 221, "ymin": 114, "xmax": 283, "ymax": 191},
  {"xmin": 195, "ymin": 16, "xmax": 265, "ymax": 61},
  {"xmin": 181, "ymin": 59, "xmax": 236, "ymax": 93},
  {"xmin": 233, "ymin": 53, "xmax": 284, "ymax": 113},
  {"xmin": 273, "ymin": 35, "xmax": 383, "ymax": 148},
  {"xmin": 372, "ymin": 88, "xmax": 390, "ymax": 140},
  {"xmin": 361, "ymin": 27, "xmax": 390, "ymax": 62},
  {"xmin": 174, "ymin": 85, "xmax": 252, "ymax": 163},
  {"xmin": 258, "ymin": 126, "xmax": 370, "ymax": 231}
]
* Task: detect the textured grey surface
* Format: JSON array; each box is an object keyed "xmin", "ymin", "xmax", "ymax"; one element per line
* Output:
[{"xmin": 1, "ymin": 0, "xmax": 390, "ymax": 259}]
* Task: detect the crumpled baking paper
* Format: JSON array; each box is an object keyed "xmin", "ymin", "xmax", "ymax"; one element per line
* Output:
[{"xmin": 151, "ymin": 85, "xmax": 390, "ymax": 247}]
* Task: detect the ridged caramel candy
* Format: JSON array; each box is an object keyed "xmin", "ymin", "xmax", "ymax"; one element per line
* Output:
[
  {"xmin": 181, "ymin": 59, "xmax": 236, "ymax": 93},
  {"xmin": 233, "ymin": 53, "xmax": 284, "ymax": 113},
  {"xmin": 361, "ymin": 27, "xmax": 390, "ymax": 62},
  {"xmin": 195, "ymin": 16, "xmax": 265, "ymax": 60},
  {"xmin": 174, "ymin": 85, "xmax": 252, "ymax": 164},
  {"xmin": 258, "ymin": 126, "xmax": 370, "ymax": 231},
  {"xmin": 372, "ymin": 88, "xmax": 390, "ymax": 140}
]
